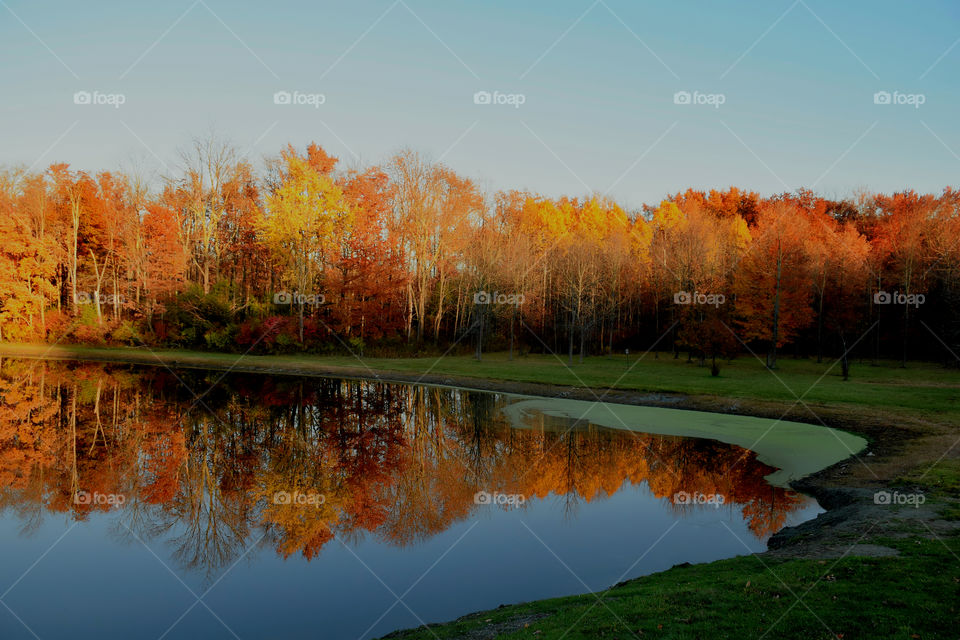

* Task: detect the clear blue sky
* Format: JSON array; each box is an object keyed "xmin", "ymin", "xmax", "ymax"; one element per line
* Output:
[{"xmin": 2, "ymin": 0, "xmax": 958, "ymax": 209}]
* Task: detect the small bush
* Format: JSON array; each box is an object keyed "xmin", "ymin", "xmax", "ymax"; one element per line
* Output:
[
  {"xmin": 274, "ymin": 332, "xmax": 298, "ymax": 352},
  {"xmin": 204, "ymin": 324, "xmax": 237, "ymax": 351},
  {"xmin": 110, "ymin": 320, "xmax": 143, "ymax": 346}
]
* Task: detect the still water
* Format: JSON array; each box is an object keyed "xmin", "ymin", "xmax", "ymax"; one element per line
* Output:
[{"xmin": 0, "ymin": 359, "xmax": 831, "ymax": 639}]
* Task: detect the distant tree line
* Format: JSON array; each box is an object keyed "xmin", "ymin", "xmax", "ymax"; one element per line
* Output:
[{"xmin": 1, "ymin": 135, "xmax": 958, "ymax": 368}]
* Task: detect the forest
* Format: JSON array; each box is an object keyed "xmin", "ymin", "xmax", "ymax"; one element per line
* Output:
[{"xmin": 1, "ymin": 136, "xmax": 958, "ymax": 370}]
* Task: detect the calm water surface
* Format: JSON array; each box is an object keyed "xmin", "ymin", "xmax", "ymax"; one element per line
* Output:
[{"xmin": 0, "ymin": 359, "xmax": 821, "ymax": 639}]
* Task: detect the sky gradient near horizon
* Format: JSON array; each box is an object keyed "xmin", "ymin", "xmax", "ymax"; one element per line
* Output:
[{"xmin": 1, "ymin": 0, "xmax": 958, "ymax": 209}]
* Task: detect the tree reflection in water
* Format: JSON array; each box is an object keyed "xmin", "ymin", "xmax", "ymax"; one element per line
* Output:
[{"xmin": 0, "ymin": 359, "xmax": 806, "ymax": 580}]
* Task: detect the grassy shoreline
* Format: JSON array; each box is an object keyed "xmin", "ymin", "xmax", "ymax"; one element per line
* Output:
[
  {"xmin": 1, "ymin": 342, "xmax": 958, "ymax": 419},
  {"xmin": 2, "ymin": 342, "xmax": 959, "ymax": 638}
]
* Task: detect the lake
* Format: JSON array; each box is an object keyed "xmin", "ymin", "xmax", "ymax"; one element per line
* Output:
[{"xmin": 0, "ymin": 358, "xmax": 866, "ymax": 639}]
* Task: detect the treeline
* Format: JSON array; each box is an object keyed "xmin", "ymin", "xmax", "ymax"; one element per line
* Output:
[{"xmin": 1, "ymin": 136, "xmax": 958, "ymax": 367}]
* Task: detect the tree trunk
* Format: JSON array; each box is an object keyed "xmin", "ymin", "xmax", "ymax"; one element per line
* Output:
[
  {"xmin": 579, "ymin": 319, "xmax": 586, "ymax": 364},
  {"xmin": 299, "ymin": 301, "xmax": 304, "ymax": 343},
  {"xmin": 902, "ymin": 304, "xmax": 909, "ymax": 369},
  {"xmin": 839, "ymin": 330, "xmax": 850, "ymax": 380},
  {"xmin": 816, "ymin": 279, "xmax": 825, "ymax": 363},
  {"xmin": 767, "ymin": 240, "xmax": 782, "ymax": 370},
  {"xmin": 509, "ymin": 307, "xmax": 515, "ymax": 361},
  {"xmin": 475, "ymin": 305, "xmax": 483, "ymax": 361}
]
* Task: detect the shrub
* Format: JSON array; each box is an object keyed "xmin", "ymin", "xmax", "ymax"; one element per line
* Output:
[
  {"xmin": 204, "ymin": 324, "xmax": 237, "ymax": 351},
  {"xmin": 179, "ymin": 326, "xmax": 198, "ymax": 346},
  {"xmin": 110, "ymin": 320, "xmax": 143, "ymax": 346},
  {"xmin": 274, "ymin": 332, "xmax": 298, "ymax": 352},
  {"xmin": 72, "ymin": 323, "xmax": 107, "ymax": 345}
]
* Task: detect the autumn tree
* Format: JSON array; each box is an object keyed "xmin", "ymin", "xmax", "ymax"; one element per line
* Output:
[
  {"xmin": 734, "ymin": 201, "xmax": 814, "ymax": 368},
  {"xmin": 387, "ymin": 150, "xmax": 481, "ymax": 343},
  {"xmin": 259, "ymin": 144, "xmax": 352, "ymax": 342},
  {"xmin": 49, "ymin": 164, "xmax": 97, "ymax": 314},
  {"xmin": 872, "ymin": 191, "xmax": 936, "ymax": 366},
  {"xmin": 806, "ymin": 215, "xmax": 870, "ymax": 369},
  {"xmin": 0, "ymin": 171, "xmax": 58, "ymax": 340},
  {"xmin": 329, "ymin": 166, "xmax": 407, "ymax": 347}
]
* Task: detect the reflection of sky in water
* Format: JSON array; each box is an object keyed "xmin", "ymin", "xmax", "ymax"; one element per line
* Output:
[{"xmin": 0, "ymin": 484, "xmax": 821, "ymax": 640}]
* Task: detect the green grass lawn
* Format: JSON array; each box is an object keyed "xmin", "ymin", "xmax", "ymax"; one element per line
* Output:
[
  {"xmin": 386, "ymin": 533, "xmax": 960, "ymax": 640},
  {"xmin": 359, "ymin": 351, "xmax": 960, "ymax": 417}
]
